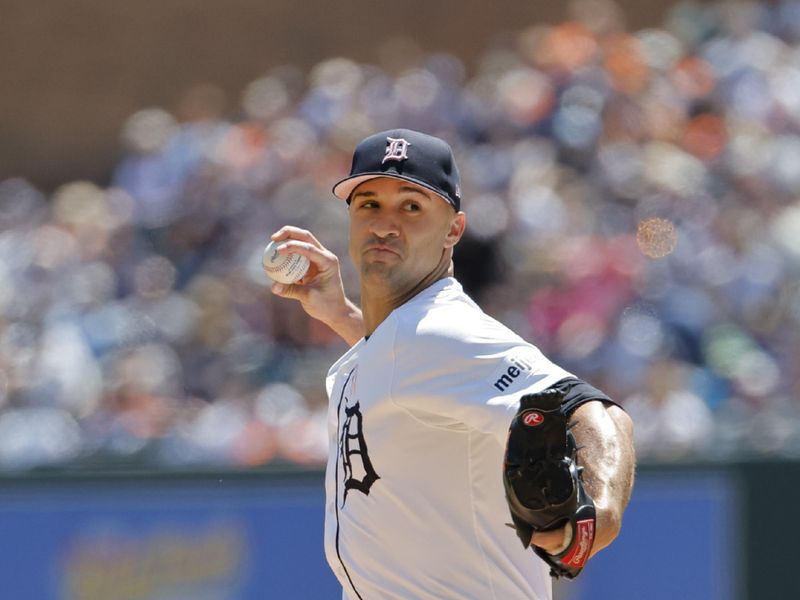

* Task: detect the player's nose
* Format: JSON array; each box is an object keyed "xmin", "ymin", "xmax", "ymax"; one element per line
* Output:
[{"xmin": 367, "ymin": 212, "xmax": 401, "ymax": 238}]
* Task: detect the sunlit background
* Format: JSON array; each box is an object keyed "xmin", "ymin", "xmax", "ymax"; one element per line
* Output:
[{"xmin": 1, "ymin": 1, "xmax": 799, "ymax": 598}]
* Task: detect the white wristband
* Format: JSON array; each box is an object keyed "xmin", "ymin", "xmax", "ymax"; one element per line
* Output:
[{"xmin": 548, "ymin": 522, "xmax": 573, "ymax": 556}]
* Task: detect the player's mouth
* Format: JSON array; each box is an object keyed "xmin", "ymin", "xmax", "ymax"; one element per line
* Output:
[{"xmin": 364, "ymin": 244, "xmax": 402, "ymax": 258}]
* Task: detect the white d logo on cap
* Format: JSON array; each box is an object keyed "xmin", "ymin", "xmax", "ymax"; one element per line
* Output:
[{"xmin": 382, "ymin": 137, "xmax": 411, "ymax": 163}]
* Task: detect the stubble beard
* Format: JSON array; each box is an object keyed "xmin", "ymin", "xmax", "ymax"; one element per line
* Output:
[
  {"xmin": 360, "ymin": 258, "xmax": 416, "ymax": 300},
  {"xmin": 360, "ymin": 260, "xmax": 399, "ymax": 286}
]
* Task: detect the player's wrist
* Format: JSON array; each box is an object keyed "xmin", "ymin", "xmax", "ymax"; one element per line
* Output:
[
  {"xmin": 547, "ymin": 523, "xmax": 573, "ymax": 556},
  {"xmin": 326, "ymin": 299, "xmax": 364, "ymax": 346}
]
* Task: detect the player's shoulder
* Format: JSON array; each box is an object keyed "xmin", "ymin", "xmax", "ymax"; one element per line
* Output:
[
  {"xmin": 326, "ymin": 337, "xmax": 363, "ymax": 380},
  {"xmin": 394, "ymin": 278, "xmax": 524, "ymax": 351}
]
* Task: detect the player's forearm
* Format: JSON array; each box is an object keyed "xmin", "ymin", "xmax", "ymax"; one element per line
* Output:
[
  {"xmin": 325, "ymin": 298, "xmax": 365, "ymax": 346},
  {"xmin": 569, "ymin": 401, "xmax": 636, "ymax": 556}
]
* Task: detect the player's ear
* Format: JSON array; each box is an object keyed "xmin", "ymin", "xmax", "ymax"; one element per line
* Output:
[{"xmin": 444, "ymin": 211, "xmax": 466, "ymax": 249}]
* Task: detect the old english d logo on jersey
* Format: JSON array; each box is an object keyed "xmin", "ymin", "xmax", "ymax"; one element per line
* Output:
[
  {"xmin": 382, "ymin": 137, "xmax": 410, "ymax": 163},
  {"xmin": 338, "ymin": 367, "xmax": 379, "ymax": 506}
]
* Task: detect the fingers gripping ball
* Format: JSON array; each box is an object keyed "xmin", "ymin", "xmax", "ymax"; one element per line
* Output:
[
  {"xmin": 262, "ymin": 240, "xmax": 310, "ymax": 284},
  {"xmin": 503, "ymin": 387, "xmax": 596, "ymax": 579}
]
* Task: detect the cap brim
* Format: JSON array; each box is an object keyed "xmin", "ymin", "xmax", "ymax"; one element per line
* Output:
[{"xmin": 332, "ymin": 173, "xmax": 455, "ymax": 208}]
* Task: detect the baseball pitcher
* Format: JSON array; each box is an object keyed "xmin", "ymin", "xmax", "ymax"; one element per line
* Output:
[{"xmin": 271, "ymin": 129, "xmax": 635, "ymax": 599}]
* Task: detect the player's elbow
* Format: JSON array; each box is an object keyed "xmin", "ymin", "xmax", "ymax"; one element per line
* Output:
[{"xmin": 609, "ymin": 404, "xmax": 634, "ymax": 443}]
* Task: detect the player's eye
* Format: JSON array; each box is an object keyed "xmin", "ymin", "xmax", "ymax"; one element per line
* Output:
[{"xmin": 403, "ymin": 201, "xmax": 421, "ymax": 212}]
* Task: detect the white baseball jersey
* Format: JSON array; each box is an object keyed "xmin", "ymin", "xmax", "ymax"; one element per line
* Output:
[{"xmin": 324, "ymin": 277, "xmax": 573, "ymax": 600}]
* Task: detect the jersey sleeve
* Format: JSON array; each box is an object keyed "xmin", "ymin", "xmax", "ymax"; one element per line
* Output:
[{"xmin": 389, "ymin": 307, "xmax": 573, "ymax": 444}]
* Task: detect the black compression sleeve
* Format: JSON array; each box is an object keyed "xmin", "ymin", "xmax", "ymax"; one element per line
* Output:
[{"xmin": 548, "ymin": 377, "xmax": 620, "ymax": 416}]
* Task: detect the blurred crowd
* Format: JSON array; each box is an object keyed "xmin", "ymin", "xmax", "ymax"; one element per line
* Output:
[{"xmin": 2, "ymin": 0, "xmax": 800, "ymax": 471}]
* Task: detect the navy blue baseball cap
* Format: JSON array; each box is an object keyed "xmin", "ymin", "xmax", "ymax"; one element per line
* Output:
[{"xmin": 332, "ymin": 128, "xmax": 462, "ymax": 211}]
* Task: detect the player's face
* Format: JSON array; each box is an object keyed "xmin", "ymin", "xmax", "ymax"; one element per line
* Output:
[{"xmin": 348, "ymin": 177, "xmax": 465, "ymax": 293}]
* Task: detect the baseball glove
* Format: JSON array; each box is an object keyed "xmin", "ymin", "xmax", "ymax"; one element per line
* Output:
[{"xmin": 502, "ymin": 387, "xmax": 596, "ymax": 579}]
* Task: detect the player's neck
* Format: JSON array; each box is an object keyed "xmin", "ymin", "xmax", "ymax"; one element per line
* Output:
[{"xmin": 360, "ymin": 263, "xmax": 451, "ymax": 337}]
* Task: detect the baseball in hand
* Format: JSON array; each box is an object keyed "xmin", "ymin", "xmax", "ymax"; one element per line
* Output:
[{"xmin": 262, "ymin": 240, "xmax": 310, "ymax": 284}]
